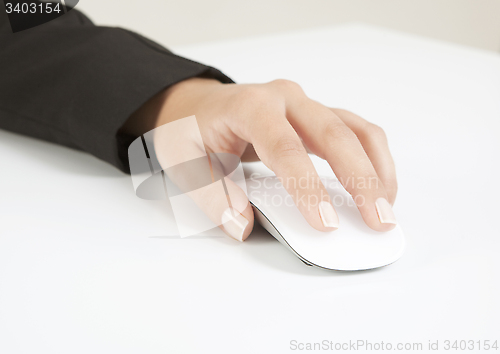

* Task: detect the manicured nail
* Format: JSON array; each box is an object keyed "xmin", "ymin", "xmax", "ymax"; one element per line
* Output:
[
  {"xmin": 221, "ymin": 208, "xmax": 249, "ymax": 242},
  {"xmin": 375, "ymin": 198, "xmax": 397, "ymax": 225},
  {"xmin": 318, "ymin": 201, "xmax": 339, "ymax": 229}
]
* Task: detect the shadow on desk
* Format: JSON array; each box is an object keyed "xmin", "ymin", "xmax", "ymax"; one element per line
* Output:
[
  {"xmin": 1, "ymin": 129, "xmax": 386, "ymax": 276},
  {"xmin": 243, "ymin": 222, "xmax": 385, "ymax": 276}
]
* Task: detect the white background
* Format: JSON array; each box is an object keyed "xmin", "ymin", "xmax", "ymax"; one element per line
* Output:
[
  {"xmin": 0, "ymin": 22, "xmax": 499, "ymax": 353},
  {"xmin": 76, "ymin": 0, "xmax": 500, "ymax": 51}
]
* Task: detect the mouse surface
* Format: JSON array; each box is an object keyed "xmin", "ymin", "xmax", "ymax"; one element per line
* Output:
[{"xmin": 247, "ymin": 176, "xmax": 405, "ymax": 271}]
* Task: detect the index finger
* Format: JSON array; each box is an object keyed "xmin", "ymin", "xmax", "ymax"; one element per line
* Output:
[
  {"xmin": 287, "ymin": 99, "xmax": 397, "ymax": 232},
  {"xmin": 231, "ymin": 100, "xmax": 339, "ymax": 231}
]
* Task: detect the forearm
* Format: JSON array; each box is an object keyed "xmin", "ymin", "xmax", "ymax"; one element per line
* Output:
[{"xmin": 0, "ymin": 9, "xmax": 232, "ymax": 173}]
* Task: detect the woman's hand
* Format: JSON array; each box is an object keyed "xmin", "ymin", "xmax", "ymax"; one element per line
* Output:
[{"xmin": 122, "ymin": 77, "xmax": 398, "ymax": 241}]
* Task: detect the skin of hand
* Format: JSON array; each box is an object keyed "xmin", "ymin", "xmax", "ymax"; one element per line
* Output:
[{"xmin": 121, "ymin": 77, "xmax": 398, "ymax": 241}]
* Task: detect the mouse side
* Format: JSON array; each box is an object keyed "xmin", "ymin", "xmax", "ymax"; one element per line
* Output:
[{"xmin": 247, "ymin": 176, "xmax": 405, "ymax": 271}]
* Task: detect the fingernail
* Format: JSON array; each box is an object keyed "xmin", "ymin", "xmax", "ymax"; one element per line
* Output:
[
  {"xmin": 318, "ymin": 201, "xmax": 339, "ymax": 229},
  {"xmin": 221, "ymin": 208, "xmax": 249, "ymax": 242},
  {"xmin": 375, "ymin": 197, "xmax": 397, "ymax": 225}
]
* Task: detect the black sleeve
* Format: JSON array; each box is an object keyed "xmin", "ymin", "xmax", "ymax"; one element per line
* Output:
[{"xmin": 0, "ymin": 8, "xmax": 234, "ymax": 173}]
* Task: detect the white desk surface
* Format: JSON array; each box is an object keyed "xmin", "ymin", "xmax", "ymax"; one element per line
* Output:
[{"xmin": 1, "ymin": 24, "xmax": 499, "ymax": 353}]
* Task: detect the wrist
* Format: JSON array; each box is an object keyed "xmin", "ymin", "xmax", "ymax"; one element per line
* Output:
[
  {"xmin": 156, "ymin": 77, "xmax": 223, "ymax": 126},
  {"xmin": 120, "ymin": 77, "xmax": 222, "ymax": 136}
]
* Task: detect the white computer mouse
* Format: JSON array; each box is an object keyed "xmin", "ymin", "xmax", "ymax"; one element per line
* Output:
[{"xmin": 247, "ymin": 176, "xmax": 405, "ymax": 271}]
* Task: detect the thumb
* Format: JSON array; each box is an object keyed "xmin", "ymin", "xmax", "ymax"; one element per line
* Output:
[
  {"xmin": 204, "ymin": 151, "xmax": 254, "ymax": 241},
  {"xmin": 149, "ymin": 116, "xmax": 254, "ymax": 240},
  {"xmin": 192, "ymin": 176, "xmax": 254, "ymax": 241},
  {"xmin": 163, "ymin": 154, "xmax": 254, "ymax": 241}
]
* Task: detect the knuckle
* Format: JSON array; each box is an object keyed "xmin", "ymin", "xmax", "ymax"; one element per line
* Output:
[
  {"xmin": 272, "ymin": 136, "xmax": 305, "ymax": 159},
  {"xmin": 323, "ymin": 121, "xmax": 356, "ymax": 141},
  {"xmin": 270, "ymin": 79, "xmax": 303, "ymax": 92},
  {"xmin": 365, "ymin": 123, "xmax": 387, "ymax": 140}
]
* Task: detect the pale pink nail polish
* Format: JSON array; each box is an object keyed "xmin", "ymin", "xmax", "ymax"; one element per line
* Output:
[
  {"xmin": 375, "ymin": 198, "xmax": 397, "ymax": 225},
  {"xmin": 318, "ymin": 201, "xmax": 339, "ymax": 229},
  {"xmin": 221, "ymin": 208, "xmax": 249, "ymax": 241}
]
